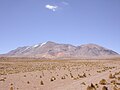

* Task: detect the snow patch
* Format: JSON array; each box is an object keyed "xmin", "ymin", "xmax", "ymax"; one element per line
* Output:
[
  {"xmin": 25, "ymin": 47, "xmax": 30, "ymax": 50},
  {"xmin": 33, "ymin": 44, "xmax": 39, "ymax": 48},
  {"xmin": 21, "ymin": 47, "xmax": 30, "ymax": 53},
  {"xmin": 40, "ymin": 42, "xmax": 47, "ymax": 47},
  {"xmin": 32, "ymin": 42, "xmax": 47, "ymax": 48}
]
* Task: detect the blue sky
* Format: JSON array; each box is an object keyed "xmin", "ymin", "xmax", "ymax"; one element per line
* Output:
[{"xmin": 0, "ymin": 0, "xmax": 120, "ymax": 54}]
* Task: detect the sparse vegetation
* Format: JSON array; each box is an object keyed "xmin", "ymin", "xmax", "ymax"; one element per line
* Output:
[
  {"xmin": 27, "ymin": 81, "xmax": 30, "ymax": 84},
  {"xmin": 113, "ymin": 85, "xmax": 120, "ymax": 90},
  {"xmin": 50, "ymin": 76, "xmax": 56, "ymax": 81},
  {"xmin": 40, "ymin": 80, "xmax": 44, "ymax": 85},
  {"xmin": 10, "ymin": 83, "xmax": 13, "ymax": 86},
  {"xmin": 0, "ymin": 78, "xmax": 5, "ymax": 82},
  {"xmin": 102, "ymin": 86, "xmax": 108, "ymax": 90},
  {"xmin": 87, "ymin": 83, "xmax": 96, "ymax": 90},
  {"xmin": 99, "ymin": 79, "xmax": 107, "ymax": 85},
  {"xmin": 109, "ymin": 73, "xmax": 116, "ymax": 79},
  {"xmin": 0, "ymin": 57, "xmax": 120, "ymax": 90},
  {"xmin": 95, "ymin": 84, "xmax": 99, "ymax": 88},
  {"xmin": 61, "ymin": 76, "xmax": 66, "ymax": 79},
  {"xmin": 118, "ymin": 77, "xmax": 120, "ymax": 80},
  {"xmin": 40, "ymin": 75, "xmax": 42, "ymax": 78},
  {"xmin": 10, "ymin": 87, "xmax": 13, "ymax": 90},
  {"xmin": 24, "ymin": 75, "xmax": 26, "ymax": 77},
  {"xmin": 81, "ymin": 82, "xmax": 86, "ymax": 85},
  {"xmin": 111, "ymin": 80, "xmax": 117, "ymax": 85}
]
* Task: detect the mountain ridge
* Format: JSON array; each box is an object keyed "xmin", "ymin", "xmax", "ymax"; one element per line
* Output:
[{"xmin": 2, "ymin": 41, "xmax": 119, "ymax": 58}]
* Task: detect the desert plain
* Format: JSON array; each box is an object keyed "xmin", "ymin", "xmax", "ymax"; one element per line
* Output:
[{"xmin": 0, "ymin": 57, "xmax": 120, "ymax": 90}]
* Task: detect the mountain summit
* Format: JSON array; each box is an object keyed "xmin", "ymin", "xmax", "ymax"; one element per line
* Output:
[{"xmin": 4, "ymin": 41, "xmax": 119, "ymax": 58}]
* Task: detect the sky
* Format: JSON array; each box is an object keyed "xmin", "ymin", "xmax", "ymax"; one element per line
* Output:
[{"xmin": 0, "ymin": 0, "xmax": 120, "ymax": 54}]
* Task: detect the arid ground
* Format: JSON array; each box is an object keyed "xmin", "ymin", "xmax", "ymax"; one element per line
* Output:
[{"xmin": 0, "ymin": 57, "xmax": 120, "ymax": 90}]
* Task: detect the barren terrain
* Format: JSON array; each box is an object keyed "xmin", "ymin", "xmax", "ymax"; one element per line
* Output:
[{"xmin": 0, "ymin": 57, "xmax": 120, "ymax": 90}]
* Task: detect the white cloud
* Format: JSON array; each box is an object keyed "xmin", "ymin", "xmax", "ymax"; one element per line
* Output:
[{"xmin": 45, "ymin": 5, "xmax": 58, "ymax": 12}]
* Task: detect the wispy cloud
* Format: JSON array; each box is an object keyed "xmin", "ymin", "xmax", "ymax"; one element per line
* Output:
[
  {"xmin": 45, "ymin": 1, "xmax": 69, "ymax": 12},
  {"xmin": 62, "ymin": 1, "xmax": 69, "ymax": 5},
  {"xmin": 45, "ymin": 5, "xmax": 58, "ymax": 12}
]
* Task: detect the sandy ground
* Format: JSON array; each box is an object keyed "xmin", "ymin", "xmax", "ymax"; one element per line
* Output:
[{"xmin": 0, "ymin": 58, "xmax": 120, "ymax": 90}]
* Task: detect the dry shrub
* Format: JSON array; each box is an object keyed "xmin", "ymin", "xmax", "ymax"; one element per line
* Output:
[
  {"xmin": 70, "ymin": 73, "xmax": 73, "ymax": 78},
  {"xmin": 81, "ymin": 82, "xmax": 86, "ymax": 85},
  {"xmin": 115, "ymin": 72, "xmax": 120, "ymax": 75},
  {"xmin": 118, "ymin": 77, "xmax": 120, "ymax": 80},
  {"xmin": 116, "ymin": 82, "xmax": 120, "ymax": 85},
  {"xmin": 4, "ymin": 77, "xmax": 7, "ymax": 79},
  {"xmin": 10, "ymin": 83, "xmax": 13, "ymax": 86},
  {"xmin": 50, "ymin": 76, "xmax": 56, "ymax": 81},
  {"xmin": 0, "ymin": 78, "xmax": 5, "ymax": 82},
  {"xmin": 65, "ymin": 74, "xmax": 68, "ymax": 77},
  {"xmin": 73, "ymin": 77, "xmax": 79, "ymax": 80},
  {"xmin": 109, "ymin": 73, "xmax": 115, "ymax": 79},
  {"xmin": 87, "ymin": 86, "xmax": 95, "ymax": 90},
  {"xmin": 40, "ymin": 80, "xmax": 44, "ymax": 85},
  {"xmin": 113, "ymin": 85, "xmax": 120, "ymax": 90},
  {"xmin": 10, "ymin": 87, "xmax": 13, "ymax": 90},
  {"xmin": 61, "ymin": 76, "xmax": 66, "ymax": 80},
  {"xmin": 78, "ymin": 74, "xmax": 84, "ymax": 78},
  {"xmin": 40, "ymin": 75, "xmax": 42, "ymax": 78},
  {"xmin": 109, "ymin": 73, "xmax": 113, "ymax": 79},
  {"xmin": 97, "ymin": 71, "xmax": 102, "ymax": 73},
  {"xmin": 87, "ymin": 83, "xmax": 96, "ymax": 90},
  {"xmin": 24, "ymin": 75, "xmax": 26, "ymax": 77},
  {"xmin": 27, "ymin": 81, "xmax": 30, "ymax": 84},
  {"xmin": 95, "ymin": 84, "xmax": 99, "ymax": 88},
  {"xmin": 102, "ymin": 86, "xmax": 108, "ymax": 90},
  {"xmin": 83, "ymin": 73, "xmax": 86, "ymax": 77},
  {"xmin": 111, "ymin": 80, "xmax": 117, "ymax": 85},
  {"xmin": 99, "ymin": 79, "xmax": 107, "ymax": 85}
]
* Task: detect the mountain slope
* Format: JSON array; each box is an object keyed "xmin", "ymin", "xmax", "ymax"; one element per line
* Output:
[
  {"xmin": 75, "ymin": 44, "xmax": 118, "ymax": 56},
  {"xmin": 4, "ymin": 41, "xmax": 119, "ymax": 58}
]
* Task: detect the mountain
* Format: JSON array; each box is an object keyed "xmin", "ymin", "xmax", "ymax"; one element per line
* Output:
[{"xmin": 3, "ymin": 41, "xmax": 119, "ymax": 58}]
